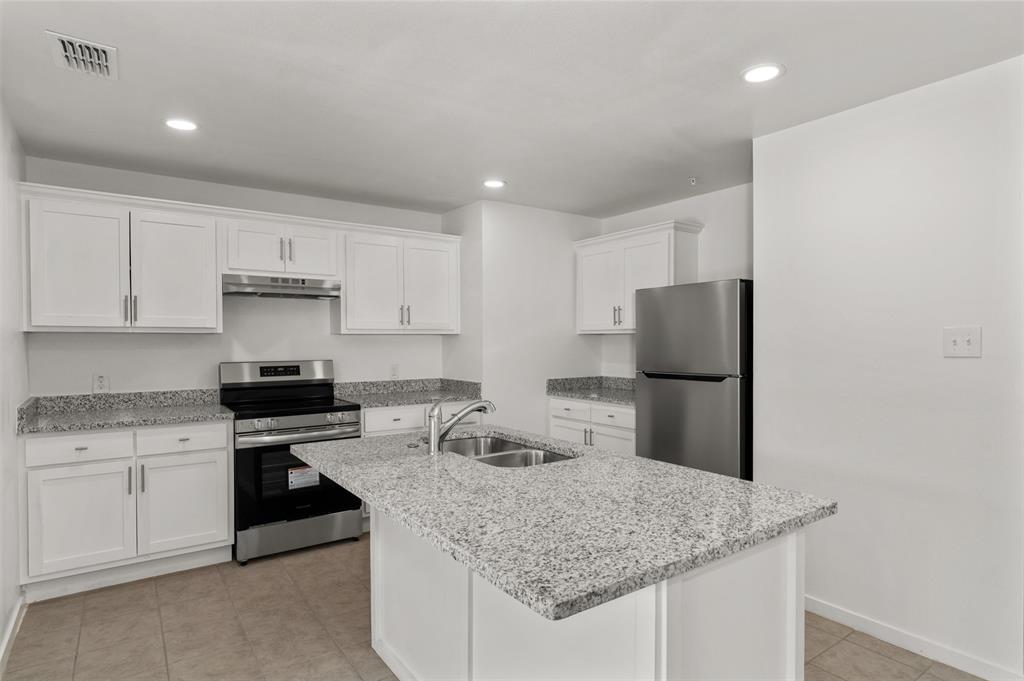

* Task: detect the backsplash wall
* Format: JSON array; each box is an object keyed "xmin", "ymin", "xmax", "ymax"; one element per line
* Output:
[{"xmin": 26, "ymin": 296, "xmax": 442, "ymax": 395}]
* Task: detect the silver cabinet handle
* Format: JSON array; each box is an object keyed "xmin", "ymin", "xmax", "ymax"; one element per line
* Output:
[
  {"xmin": 74, "ymin": 446, "xmax": 88, "ymax": 452},
  {"xmin": 140, "ymin": 464, "xmax": 145, "ymax": 493},
  {"xmin": 127, "ymin": 466, "xmax": 132, "ymax": 495},
  {"xmin": 392, "ymin": 417, "xmax": 402, "ymax": 422},
  {"xmin": 132, "ymin": 295, "xmax": 138, "ymax": 323},
  {"xmin": 123, "ymin": 295, "xmax": 129, "ymax": 323},
  {"xmin": 279, "ymin": 237, "xmax": 285, "ymax": 261},
  {"xmin": 399, "ymin": 305, "xmax": 405, "ymax": 325},
  {"xmin": 406, "ymin": 305, "xmax": 411, "ymax": 325},
  {"xmin": 178, "ymin": 437, "xmax": 190, "ymax": 442},
  {"xmin": 288, "ymin": 238, "xmax": 294, "ymax": 262},
  {"xmin": 612, "ymin": 306, "xmax": 616, "ymax": 326}
]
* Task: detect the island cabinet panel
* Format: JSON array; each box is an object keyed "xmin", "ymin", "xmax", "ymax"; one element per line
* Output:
[
  {"xmin": 471, "ymin": 575, "xmax": 657, "ymax": 681},
  {"xmin": 372, "ymin": 511, "xmax": 470, "ymax": 680},
  {"xmin": 370, "ymin": 510, "xmax": 807, "ymax": 681}
]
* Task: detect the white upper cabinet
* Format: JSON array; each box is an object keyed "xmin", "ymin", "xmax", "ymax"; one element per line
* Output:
[
  {"xmin": 26, "ymin": 197, "xmax": 221, "ymax": 333},
  {"xmin": 575, "ymin": 221, "xmax": 702, "ymax": 334},
  {"xmin": 28, "ymin": 199, "xmax": 130, "ymax": 328},
  {"xmin": 345, "ymin": 233, "xmax": 404, "ymax": 330},
  {"xmin": 403, "ymin": 238, "xmax": 458, "ymax": 332},
  {"xmin": 223, "ymin": 219, "xmax": 338, "ymax": 278},
  {"xmin": 226, "ymin": 220, "xmax": 286, "ymax": 273},
  {"xmin": 130, "ymin": 211, "xmax": 218, "ymax": 329},
  {"xmin": 339, "ymin": 232, "xmax": 459, "ymax": 334}
]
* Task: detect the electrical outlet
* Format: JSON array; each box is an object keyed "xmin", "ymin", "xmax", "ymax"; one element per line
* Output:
[
  {"xmin": 943, "ymin": 326, "xmax": 982, "ymax": 358},
  {"xmin": 391, "ymin": 363, "xmax": 400, "ymax": 379},
  {"xmin": 92, "ymin": 374, "xmax": 110, "ymax": 393}
]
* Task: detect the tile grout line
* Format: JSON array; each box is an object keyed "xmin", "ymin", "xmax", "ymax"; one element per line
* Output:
[{"xmin": 217, "ymin": 562, "xmax": 266, "ymax": 681}]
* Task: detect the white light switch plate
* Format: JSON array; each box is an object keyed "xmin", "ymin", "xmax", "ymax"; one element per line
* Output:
[
  {"xmin": 92, "ymin": 374, "xmax": 110, "ymax": 392},
  {"xmin": 943, "ymin": 326, "xmax": 982, "ymax": 358}
]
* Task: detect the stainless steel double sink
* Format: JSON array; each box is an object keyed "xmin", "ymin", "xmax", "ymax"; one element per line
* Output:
[{"xmin": 441, "ymin": 436, "xmax": 570, "ymax": 467}]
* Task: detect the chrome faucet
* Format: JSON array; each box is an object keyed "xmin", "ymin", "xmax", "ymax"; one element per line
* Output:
[{"xmin": 427, "ymin": 398, "xmax": 496, "ymax": 455}]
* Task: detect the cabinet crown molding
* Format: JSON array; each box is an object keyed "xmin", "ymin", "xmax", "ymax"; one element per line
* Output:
[
  {"xmin": 575, "ymin": 219, "xmax": 703, "ymax": 246},
  {"xmin": 19, "ymin": 182, "xmax": 457, "ymax": 241}
]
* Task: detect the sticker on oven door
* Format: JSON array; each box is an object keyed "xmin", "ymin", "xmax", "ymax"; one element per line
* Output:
[{"xmin": 288, "ymin": 466, "xmax": 320, "ymax": 490}]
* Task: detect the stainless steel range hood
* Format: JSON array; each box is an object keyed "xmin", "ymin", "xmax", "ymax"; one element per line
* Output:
[{"xmin": 222, "ymin": 274, "xmax": 341, "ymax": 300}]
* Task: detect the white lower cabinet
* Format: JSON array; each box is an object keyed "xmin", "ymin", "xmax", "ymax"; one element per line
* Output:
[
  {"xmin": 362, "ymin": 400, "xmax": 481, "ymax": 437},
  {"xmin": 27, "ymin": 459, "xmax": 136, "ymax": 576},
  {"xmin": 548, "ymin": 398, "xmax": 636, "ymax": 456},
  {"xmin": 137, "ymin": 450, "xmax": 229, "ymax": 556},
  {"xmin": 23, "ymin": 422, "xmax": 231, "ymax": 580}
]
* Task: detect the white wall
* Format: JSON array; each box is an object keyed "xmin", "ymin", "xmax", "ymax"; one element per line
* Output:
[
  {"xmin": 600, "ymin": 183, "xmax": 753, "ymax": 376},
  {"xmin": 474, "ymin": 201, "xmax": 603, "ymax": 432},
  {"xmin": 753, "ymin": 57, "xmax": 1023, "ymax": 680},
  {"xmin": 0, "ymin": 104, "xmax": 27, "ymax": 649},
  {"xmin": 28, "ymin": 296, "xmax": 443, "ymax": 394},
  {"xmin": 22, "ymin": 160, "xmax": 446, "ymax": 394},
  {"xmin": 442, "ymin": 202, "xmax": 484, "ymax": 382}
]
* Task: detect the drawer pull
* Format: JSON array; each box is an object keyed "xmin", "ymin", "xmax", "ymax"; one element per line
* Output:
[
  {"xmin": 178, "ymin": 437, "xmax": 191, "ymax": 442},
  {"xmin": 563, "ymin": 408, "xmax": 571, "ymax": 411},
  {"xmin": 607, "ymin": 415, "xmax": 615, "ymax": 418},
  {"xmin": 392, "ymin": 418, "xmax": 402, "ymax": 422},
  {"xmin": 73, "ymin": 446, "xmax": 89, "ymax": 452}
]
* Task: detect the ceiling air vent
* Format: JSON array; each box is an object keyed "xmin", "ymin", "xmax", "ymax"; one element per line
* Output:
[{"xmin": 46, "ymin": 31, "xmax": 118, "ymax": 79}]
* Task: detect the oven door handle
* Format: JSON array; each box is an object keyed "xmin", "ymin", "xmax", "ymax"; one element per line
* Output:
[{"xmin": 235, "ymin": 426, "xmax": 360, "ymax": 449}]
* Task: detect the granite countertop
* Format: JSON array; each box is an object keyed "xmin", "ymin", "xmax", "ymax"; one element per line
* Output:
[
  {"xmin": 18, "ymin": 389, "xmax": 233, "ymax": 435},
  {"xmin": 546, "ymin": 376, "xmax": 635, "ymax": 406},
  {"xmin": 336, "ymin": 378, "xmax": 481, "ymax": 409},
  {"xmin": 19, "ymin": 404, "xmax": 235, "ymax": 435},
  {"xmin": 293, "ymin": 425, "xmax": 836, "ymax": 621}
]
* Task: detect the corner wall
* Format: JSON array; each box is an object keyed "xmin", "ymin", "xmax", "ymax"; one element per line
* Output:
[
  {"xmin": 599, "ymin": 183, "xmax": 753, "ymax": 376},
  {"xmin": 0, "ymin": 104, "xmax": 27, "ymax": 654},
  {"xmin": 753, "ymin": 57, "xmax": 1024, "ymax": 679}
]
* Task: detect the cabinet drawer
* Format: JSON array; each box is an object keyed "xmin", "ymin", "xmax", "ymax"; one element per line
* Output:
[
  {"xmin": 364, "ymin": 406, "xmax": 426, "ymax": 433},
  {"xmin": 26, "ymin": 431, "xmax": 134, "ymax": 468},
  {"xmin": 548, "ymin": 399, "xmax": 591, "ymax": 422},
  {"xmin": 136, "ymin": 423, "xmax": 228, "ymax": 456},
  {"xmin": 591, "ymin": 405, "xmax": 635, "ymax": 430}
]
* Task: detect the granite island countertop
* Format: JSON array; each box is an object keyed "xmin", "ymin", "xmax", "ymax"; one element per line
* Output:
[
  {"xmin": 18, "ymin": 390, "xmax": 234, "ymax": 435},
  {"xmin": 293, "ymin": 425, "xmax": 836, "ymax": 620}
]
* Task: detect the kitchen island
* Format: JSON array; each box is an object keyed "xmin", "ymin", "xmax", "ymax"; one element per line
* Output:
[{"xmin": 293, "ymin": 425, "xmax": 836, "ymax": 681}]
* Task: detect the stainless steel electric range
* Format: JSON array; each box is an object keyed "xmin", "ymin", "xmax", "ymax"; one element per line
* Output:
[{"xmin": 219, "ymin": 359, "xmax": 362, "ymax": 564}]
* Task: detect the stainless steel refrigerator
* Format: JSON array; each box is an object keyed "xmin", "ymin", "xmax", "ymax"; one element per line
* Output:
[{"xmin": 635, "ymin": 279, "xmax": 752, "ymax": 480}]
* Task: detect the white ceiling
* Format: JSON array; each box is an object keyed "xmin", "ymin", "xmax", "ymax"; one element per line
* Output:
[{"xmin": 2, "ymin": 1, "xmax": 1022, "ymax": 217}]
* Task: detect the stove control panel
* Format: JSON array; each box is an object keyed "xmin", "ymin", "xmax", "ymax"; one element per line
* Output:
[{"xmin": 234, "ymin": 410, "xmax": 361, "ymax": 434}]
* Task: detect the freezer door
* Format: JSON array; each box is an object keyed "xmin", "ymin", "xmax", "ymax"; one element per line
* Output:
[
  {"xmin": 635, "ymin": 279, "xmax": 750, "ymax": 376},
  {"xmin": 636, "ymin": 372, "xmax": 751, "ymax": 480}
]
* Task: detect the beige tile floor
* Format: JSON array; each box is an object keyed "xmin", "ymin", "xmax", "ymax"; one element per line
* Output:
[{"xmin": 3, "ymin": 534, "xmax": 985, "ymax": 681}]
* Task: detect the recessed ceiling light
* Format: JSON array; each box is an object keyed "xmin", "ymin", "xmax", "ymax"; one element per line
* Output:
[
  {"xmin": 482, "ymin": 179, "xmax": 507, "ymax": 189},
  {"xmin": 742, "ymin": 64, "xmax": 785, "ymax": 83},
  {"xmin": 165, "ymin": 118, "xmax": 198, "ymax": 131}
]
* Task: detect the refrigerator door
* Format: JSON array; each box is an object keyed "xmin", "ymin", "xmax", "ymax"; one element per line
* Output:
[
  {"xmin": 635, "ymin": 279, "xmax": 750, "ymax": 376},
  {"xmin": 636, "ymin": 372, "xmax": 751, "ymax": 479}
]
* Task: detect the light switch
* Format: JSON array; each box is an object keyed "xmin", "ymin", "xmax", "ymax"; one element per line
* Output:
[{"xmin": 943, "ymin": 326, "xmax": 982, "ymax": 358}]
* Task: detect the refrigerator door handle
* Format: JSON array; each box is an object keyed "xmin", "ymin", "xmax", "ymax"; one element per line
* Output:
[{"xmin": 639, "ymin": 371, "xmax": 732, "ymax": 382}]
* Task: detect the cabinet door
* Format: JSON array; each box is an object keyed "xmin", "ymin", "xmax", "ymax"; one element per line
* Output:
[
  {"xmin": 28, "ymin": 199, "xmax": 130, "ymax": 328},
  {"xmin": 620, "ymin": 230, "xmax": 672, "ymax": 329},
  {"xmin": 591, "ymin": 424, "xmax": 636, "ymax": 457},
  {"xmin": 549, "ymin": 417, "xmax": 588, "ymax": 445},
  {"xmin": 130, "ymin": 211, "xmax": 219, "ymax": 329},
  {"xmin": 286, "ymin": 225, "xmax": 338, "ymax": 278},
  {"xmin": 345, "ymin": 233, "xmax": 404, "ymax": 330},
  {"xmin": 27, "ymin": 460, "xmax": 136, "ymax": 576},
  {"xmin": 137, "ymin": 450, "xmax": 229, "ymax": 555},
  {"xmin": 225, "ymin": 220, "xmax": 286, "ymax": 273},
  {"xmin": 403, "ymin": 238, "xmax": 459, "ymax": 331},
  {"xmin": 576, "ymin": 242, "xmax": 623, "ymax": 332}
]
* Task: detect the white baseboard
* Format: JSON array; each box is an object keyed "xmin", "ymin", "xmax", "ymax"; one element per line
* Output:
[
  {"xmin": 373, "ymin": 636, "xmax": 417, "ymax": 681},
  {"xmin": 23, "ymin": 547, "xmax": 231, "ymax": 603},
  {"xmin": 805, "ymin": 595, "xmax": 1021, "ymax": 681},
  {"xmin": 0, "ymin": 595, "xmax": 26, "ymax": 677}
]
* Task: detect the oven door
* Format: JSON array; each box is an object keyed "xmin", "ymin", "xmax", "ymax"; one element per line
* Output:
[{"xmin": 234, "ymin": 425, "xmax": 362, "ymax": 531}]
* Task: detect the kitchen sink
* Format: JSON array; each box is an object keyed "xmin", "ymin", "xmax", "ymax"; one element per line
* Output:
[
  {"xmin": 442, "ymin": 436, "xmax": 571, "ymax": 467},
  {"xmin": 474, "ymin": 450, "xmax": 571, "ymax": 467}
]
